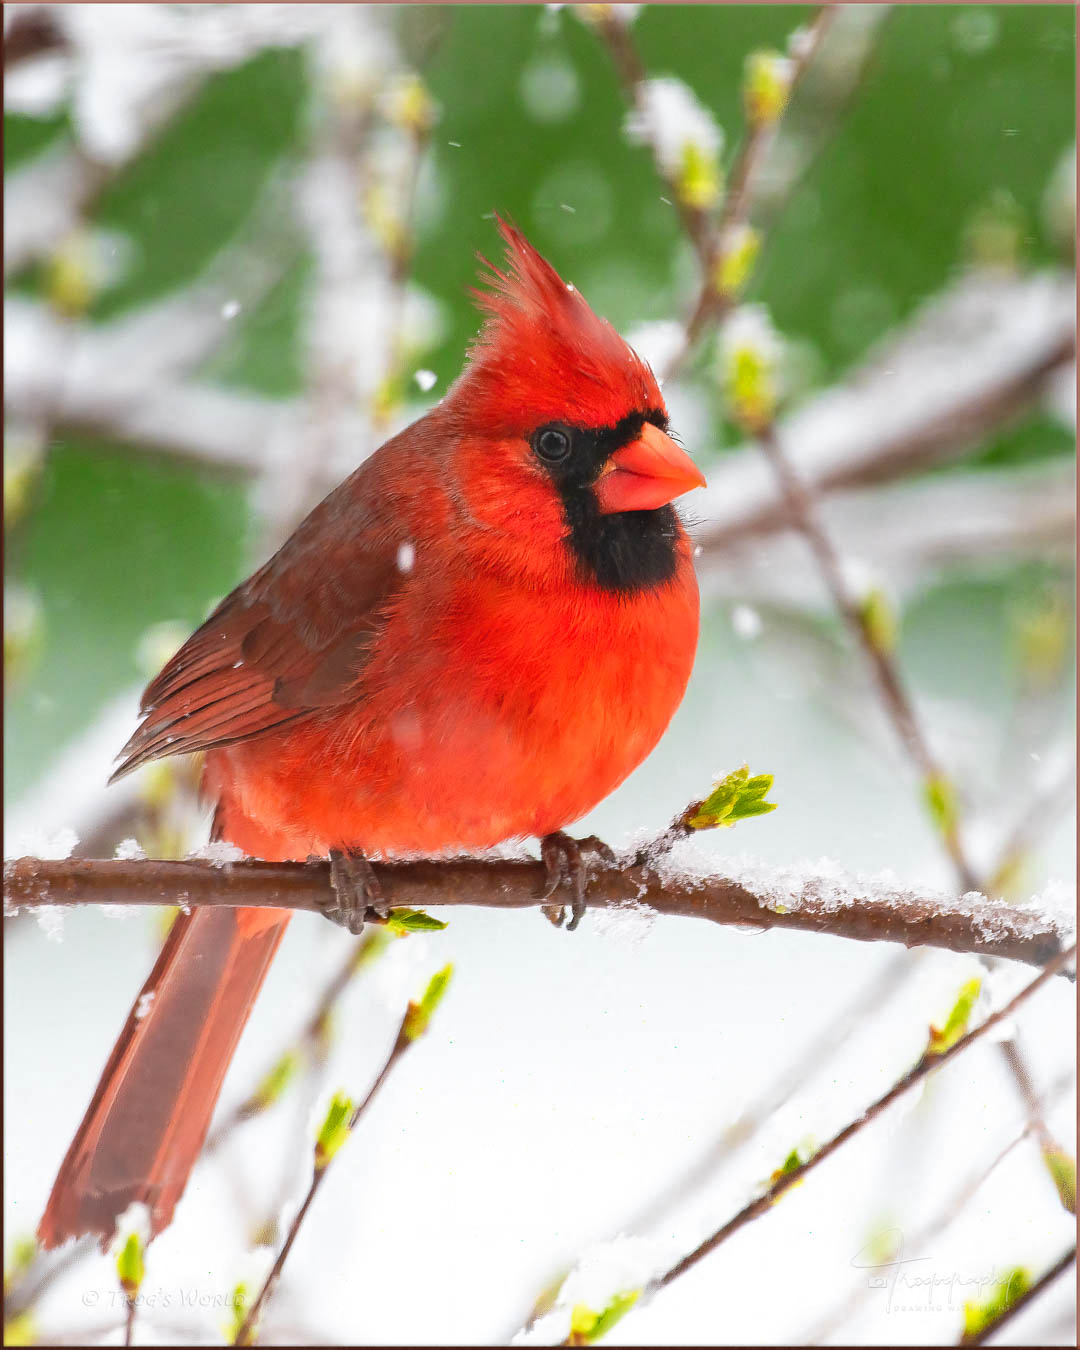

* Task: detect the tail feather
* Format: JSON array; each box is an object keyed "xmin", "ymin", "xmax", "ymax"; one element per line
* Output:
[{"xmin": 39, "ymin": 906, "xmax": 289, "ymax": 1249}]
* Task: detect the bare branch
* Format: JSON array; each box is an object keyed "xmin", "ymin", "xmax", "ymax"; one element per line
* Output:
[
  {"xmin": 804, "ymin": 1068, "xmax": 1075, "ymax": 1344},
  {"xmin": 591, "ymin": 11, "xmax": 712, "ymax": 264},
  {"xmin": 621, "ymin": 949, "xmax": 918, "ymax": 1237},
  {"xmin": 748, "ymin": 411, "xmax": 1074, "ymax": 1182},
  {"xmin": 675, "ymin": 6, "xmax": 837, "ymax": 364},
  {"xmin": 651, "ymin": 944, "xmax": 1075, "ymax": 1297},
  {"xmin": 757, "ymin": 425, "xmax": 966, "ymax": 870},
  {"xmin": 959, "ymin": 1245, "xmax": 1077, "ymax": 1346},
  {"xmin": 204, "ymin": 931, "xmax": 386, "ymax": 1156},
  {"xmin": 4, "ymin": 854, "xmax": 1073, "ymax": 974},
  {"xmin": 233, "ymin": 993, "xmax": 427, "ymax": 1346}
]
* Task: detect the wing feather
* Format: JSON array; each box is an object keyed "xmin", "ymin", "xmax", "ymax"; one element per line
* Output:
[{"xmin": 111, "ymin": 471, "xmax": 407, "ymax": 783}]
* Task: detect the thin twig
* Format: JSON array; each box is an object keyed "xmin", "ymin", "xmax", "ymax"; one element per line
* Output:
[
  {"xmin": 959, "ymin": 1245, "xmax": 1076, "ymax": 1346},
  {"xmin": 995, "ymin": 1036, "xmax": 1061, "ymax": 1158},
  {"xmin": 232, "ymin": 1010, "xmax": 414, "ymax": 1345},
  {"xmin": 649, "ymin": 943, "xmax": 1075, "ymax": 1298},
  {"xmin": 513, "ymin": 946, "xmax": 922, "ymax": 1341},
  {"xmin": 5, "ymin": 853, "xmax": 1074, "ymax": 974},
  {"xmin": 593, "ymin": 11, "xmax": 712, "ymax": 264},
  {"xmin": 205, "ymin": 932, "xmax": 384, "ymax": 1155},
  {"xmin": 674, "ymin": 6, "xmax": 836, "ymax": 365},
  {"xmin": 755, "ymin": 419, "xmax": 1070, "ymax": 1168},
  {"xmin": 758, "ymin": 425, "xmax": 975, "ymax": 878},
  {"xmin": 668, "ymin": 6, "xmax": 837, "ymax": 376},
  {"xmin": 804, "ymin": 1067, "xmax": 1076, "ymax": 1345},
  {"xmin": 2, "ymin": 1237, "xmax": 96, "ymax": 1324},
  {"xmin": 622, "ymin": 948, "xmax": 918, "ymax": 1235}
]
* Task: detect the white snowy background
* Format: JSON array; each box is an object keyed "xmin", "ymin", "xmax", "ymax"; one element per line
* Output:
[{"xmin": 4, "ymin": 4, "xmax": 1076, "ymax": 1346}]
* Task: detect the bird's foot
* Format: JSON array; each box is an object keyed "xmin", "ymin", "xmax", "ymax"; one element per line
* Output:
[
  {"xmin": 323, "ymin": 849, "xmax": 387, "ymax": 936},
  {"xmin": 537, "ymin": 832, "xmax": 617, "ymax": 932}
]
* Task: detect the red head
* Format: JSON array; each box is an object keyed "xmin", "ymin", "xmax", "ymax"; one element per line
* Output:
[
  {"xmin": 442, "ymin": 219, "xmax": 704, "ymax": 593},
  {"xmin": 456, "ymin": 217, "xmax": 665, "ymax": 435}
]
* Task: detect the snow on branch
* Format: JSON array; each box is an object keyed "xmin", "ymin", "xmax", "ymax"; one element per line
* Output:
[
  {"xmin": 696, "ymin": 268, "xmax": 1075, "ymax": 550},
  {"xmin": 699, "ymin": 459, "xmax": 1075, "ymax": 611},
  {"xmin": 4, "ymin": 852, "xmax": 1074, "ymax": 974}
]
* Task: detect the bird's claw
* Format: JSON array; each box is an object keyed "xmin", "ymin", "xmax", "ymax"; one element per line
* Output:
[
  {"xmin": 537, "ymin": 832, "xmax": 616, "ymax": 932},
  {"xmin": 324, "ymin": 850, "xmax": 387, "ymax": 936}
]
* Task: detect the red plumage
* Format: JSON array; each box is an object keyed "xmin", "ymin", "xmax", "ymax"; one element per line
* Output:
[{"xmin": 40, "ymin": 220, "xmax": 704, "ymax": 1249}]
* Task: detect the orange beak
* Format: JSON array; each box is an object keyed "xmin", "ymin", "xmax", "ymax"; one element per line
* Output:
[{"xmin": 594, "ymin": 421, "xmax": 706, "ymax": 515}]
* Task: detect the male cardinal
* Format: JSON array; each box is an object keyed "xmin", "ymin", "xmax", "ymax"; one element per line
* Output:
[{"xmin": 39, "ymin": 220, "xmax": 704, "ymax": 1250}]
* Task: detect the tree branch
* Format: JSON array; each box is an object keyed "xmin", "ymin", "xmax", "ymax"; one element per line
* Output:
[
  {"xmin": 696, "ymin": 282, "xmax": 1075, "ymax": 552},
  {"xmin": 751, "ymin": 413, "xmax": 1072, "ymax": 1163},
  {"xmin": 4, "ymin": 854, "xmax": 1073, "ymax": 974},
  {"xmin": 621, "ymin": 948, "xmax": 918, "ymax": 1237},
  {"xmin": 653, "ymin": 944, "xmax": 1076, "ymax": 1296},
  {"xmin": 804, "ymin": 1067, "xmax": 1075, "ymax": 1345},
  {"xmin": 204, "ymin": 930, "xmax": 387, "ymax": 1157},
  {"xmin": 233, "ymin": 962, "xmax": 451, "ymax": 1346},
  {"xmin": 671, "ymin": 5, "xmax": 836, "ymax": 368},
  {"xmin": 959, "ymin": 1245, "xmax": 1076, "ymax": 1346}
]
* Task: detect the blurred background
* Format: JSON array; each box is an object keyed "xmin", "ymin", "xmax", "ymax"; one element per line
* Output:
[{"xmin": 4, "ymin": 4, "xmax": 1075, "ymax": 1346}]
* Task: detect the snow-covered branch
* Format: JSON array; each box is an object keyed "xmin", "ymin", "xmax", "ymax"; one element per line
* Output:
[
  {"xmin": 696, "ymin": 268, "xmax": 1075, "ymax": 550},
  {"xmin": 5, "ymin": 853, "xmax": 1074, "ymax": 974},
  {"xmin": 698, "ymin": 457, "xmax": 1074, "ymax": 610}
]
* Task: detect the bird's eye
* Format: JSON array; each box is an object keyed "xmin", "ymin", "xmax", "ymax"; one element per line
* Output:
[{"xmin": 534, "ymin": 425, "xmax": 573, "ymax": 463}]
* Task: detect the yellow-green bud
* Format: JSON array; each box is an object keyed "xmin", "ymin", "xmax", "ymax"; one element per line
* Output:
[
  {"xmin": 962, "ymin": 1268, "xmax": 1031, "ymax": 1341},
  {"xmin": 226, "ymin": 1282, "xmax": 255, "ymax": 1345},
  {"xmin": 927, "ymin": 977, "xmax": 981, "ymax": 1056},
  {"xmin": 923, "ymin": 773, "xmax": 959, "ymax": 840},
  {"xmin": 676, "ymin": 141, "xmax": 722, "ymax": 211},
  {"xmin": 743, "ymin": 50, "xmax": 795, "ymax": 126},
  {"xmin": 4, "ymin": 439, "xmax": 43, "ymax": 530},
  {"xmin": 252, "ymin": 1050, "xmax": 300, "ymax": 1112},
  {"xmin": 1042, "ymin": 1147, "xmax": 1076, "ymax": 1213},
  {"xmin": 384, "ymin": 73, "xmax": 438, "ymax": 134},
  {"xmin": 569, "ymin": 1291, "xmax": 640, "ymax": 1345},
  {"xmin": 3, "ymin": 1312, "xmax": 35, "ymax": 1346},
  {"xmin": 315, "ymin": 1091, "xmax": 354, "ymax": 1171},
  {"xmin": 46, "ymin": 231, "xmax": 99, "ymax": 318},
  {"xmin": 3, "ymin": 584, "xmax": 44, "ymax": 692},
  {"xmin": 115, "ymin": 1232, "xmax": 145, "ymax": 1299},
  {"xmin": 402, "ymin": 964, "xmax": 454, "ymax": 1042},
  {"xmin": 714, "ymin": 225, "xmax": 761, "ymax": 298},
  {"xmin": 858, "ymin": 588, "xmax": 898, "ymax": 656},
  {"xmin": 718, "ymin": 305, "xmax": 783, "ymax": 433}
]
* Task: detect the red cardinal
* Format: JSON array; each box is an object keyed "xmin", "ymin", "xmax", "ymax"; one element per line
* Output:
[{"xmin": 39, "ymin": 220, "xmax": 704, "ymax": 1249}]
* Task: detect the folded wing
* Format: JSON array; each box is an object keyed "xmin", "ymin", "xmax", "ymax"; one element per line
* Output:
[{"xmin": 112, "ymin": 482, "xmax": 405, "ymax": 781}]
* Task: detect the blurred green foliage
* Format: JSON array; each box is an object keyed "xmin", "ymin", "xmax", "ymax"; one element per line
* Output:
[
  {"xmin": 94, "ymin": 49, "xmax": 307, "ymax": 320},
  {"xmin": 3, "ymin": 5, "xmax": 1075, "ymax": 803},
  {"xmin": 6, "ymin": 442, "xmax": 248, "ymax": 798}
]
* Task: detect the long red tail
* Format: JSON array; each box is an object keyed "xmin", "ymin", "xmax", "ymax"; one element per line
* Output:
[{"xmin": 39, "ymin": 905, "xmax": 289, "ymax": 1249}]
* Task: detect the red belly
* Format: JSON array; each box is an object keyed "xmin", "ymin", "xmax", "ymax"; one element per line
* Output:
[{"xmin": 204, "ymin": 556, "xmax": 699, "ymax": 862}]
